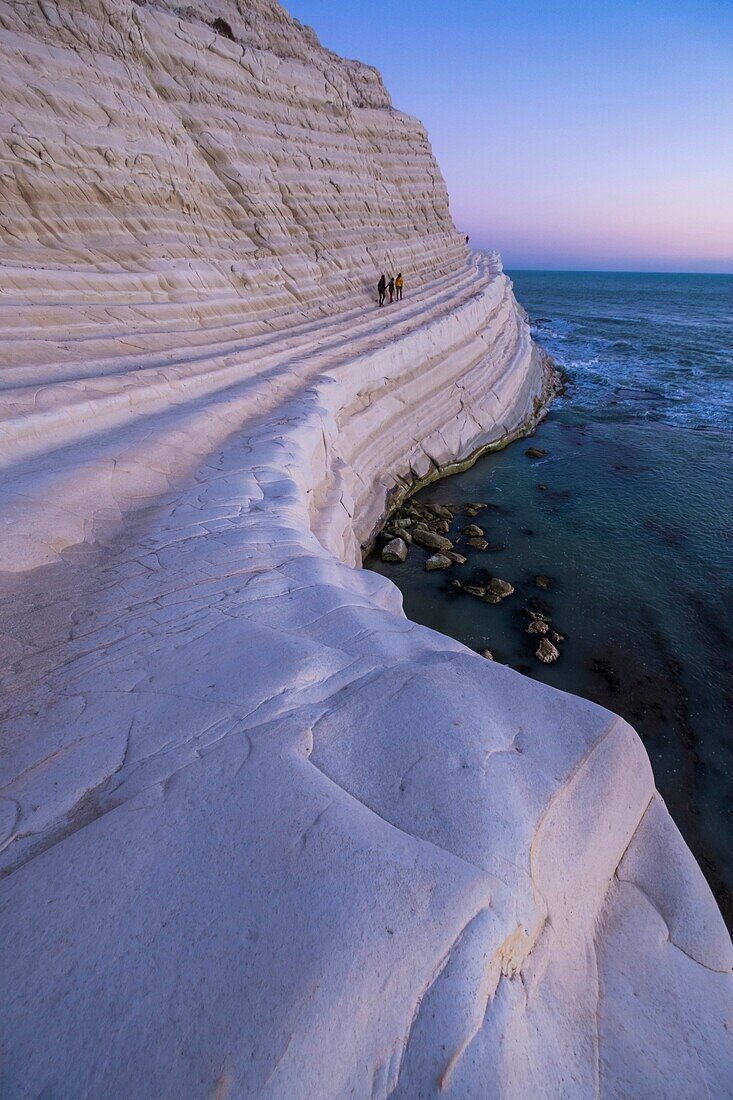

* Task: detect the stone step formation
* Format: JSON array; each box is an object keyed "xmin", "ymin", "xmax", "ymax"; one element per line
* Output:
[{"xmin": 0, "ymin": 2, "xmax": 730, "ymax": 1098}]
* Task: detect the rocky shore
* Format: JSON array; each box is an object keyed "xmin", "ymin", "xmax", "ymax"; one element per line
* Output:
[
  {"xmin": 0, "ymin": 2, "xmax": 730, "ymax": 1097},
  {"xmin": 374, "ymin": 447, "xmax": 570, "ymax": 669},
  {"xmin": 362, "ymin": 345, "xmax": 562, "ymax": 559}
]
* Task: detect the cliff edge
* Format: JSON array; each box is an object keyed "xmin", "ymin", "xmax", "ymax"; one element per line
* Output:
[{"xmin": 0, "ymin": 2, "xmax": 731, "ymax": 1097}]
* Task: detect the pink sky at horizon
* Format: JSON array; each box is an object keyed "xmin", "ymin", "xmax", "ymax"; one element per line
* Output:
[{"xmin": 287, "ymin": 0, "xmax": 733, "ymax": 273}]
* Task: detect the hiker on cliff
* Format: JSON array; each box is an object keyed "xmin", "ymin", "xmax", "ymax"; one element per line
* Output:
[
  {"xmin": 395, "ymin": 272, "xmax": 404, "ymax": 301},
  {"xmin": 378, "ymin": 273, "xmax": 386, "ymax": 307},
  {"xmin": 387, "ymin": 276, "xmax": 395, "ymax": 304}
]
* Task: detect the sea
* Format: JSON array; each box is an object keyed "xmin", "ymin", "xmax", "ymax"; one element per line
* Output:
[{"xmin": 366, "ymin": 269, "xmax": 733, "ymax": 925}]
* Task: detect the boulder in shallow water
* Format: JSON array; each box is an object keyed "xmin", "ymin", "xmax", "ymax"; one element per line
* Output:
[
  {"xmin": 527, "ymin": 619, "xmax": 549, "ymax": 635},
  {"xmin": 481, "ymin": 649, "xmax": 494, "ymax": 660},
  {"xmin": 526, "ymin": 447, "xmax": 548, "ymax": 459},
  {"xmin": 424, "ymin": 503, "xmax": 453, "ymax": 521},
  {"xmin": 384, "ymin": 527, "xmax": 411, "ymax": 545},
  {"xmin": 446, "ymin": 551, "xmax": 467, "ymax": 564},
  {"xmin": 425, "ymin": 553, "xmax": 452, "ymax": 571},
  {"xmin": 488, "ymin": 578, "xmax": 515, "ymax": 599},
  {"xmin": 536, "ymin": 637, "xmax": 560, "ymax": 663},
  {"xmin": 413, "ymin": 529, "xmax": 453, "ymax": 552},
  {"xmin": 467, "ymin": 537, "xmax": 489, "ymax": 550},
  {"xmin": 381, "ymin": 537, "xmax": 408, "ymax": 563},
  {"xmin": 462, "ymin": 524, "xmax": 485, "ymax": 537}
]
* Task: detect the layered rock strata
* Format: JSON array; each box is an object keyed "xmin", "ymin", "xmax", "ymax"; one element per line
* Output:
[{"xmin": 0, "ymin": 2, "xmax": 731, "ymax": 1098}]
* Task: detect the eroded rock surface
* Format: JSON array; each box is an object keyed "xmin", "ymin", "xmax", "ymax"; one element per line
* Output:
[{"xmin": 0, "ymin": 2, "xmax": 730, "ymax": 1098}]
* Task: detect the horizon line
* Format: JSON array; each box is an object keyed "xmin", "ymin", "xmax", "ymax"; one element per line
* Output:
[{"xmin": 499, "ymin": 265, "xmax": 733, "ymax": 277}]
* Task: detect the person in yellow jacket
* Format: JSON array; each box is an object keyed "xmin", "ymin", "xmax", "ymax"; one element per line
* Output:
[{"xmin": 395, "ymin": 272, "xmax": 404, "ymax": 301}]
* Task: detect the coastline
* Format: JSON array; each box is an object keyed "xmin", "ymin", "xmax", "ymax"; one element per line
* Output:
[
  {"xmin": 361, "ymin": 346, "xmax": 562, "ymax": 559},
  {"xmin": 1, "ymin": 4, "xmax": 731, "ymax": 1095},
  {"xmin": 367, "ymin": 267, "xmax": 733, "ymax": 930}
]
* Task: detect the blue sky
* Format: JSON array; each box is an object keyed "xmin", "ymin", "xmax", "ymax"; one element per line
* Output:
[{"xmin": 286, "ymin": 0, "xmax": 733, "ymax": 272}]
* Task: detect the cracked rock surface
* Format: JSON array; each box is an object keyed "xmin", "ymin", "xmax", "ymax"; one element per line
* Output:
[{"xmin": 0, "ymin": 2, "xmax": 731, "ymax": 1097}]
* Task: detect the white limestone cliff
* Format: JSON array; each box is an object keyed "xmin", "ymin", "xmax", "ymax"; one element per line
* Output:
[{"xmin": 0, "ymin": 2, "xmax": 731, "ymax": 1097}]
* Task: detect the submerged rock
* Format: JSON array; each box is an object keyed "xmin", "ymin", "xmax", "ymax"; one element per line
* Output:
[
  {"xmin": 536, "ymin": 637, "xmax": 560, "ymax": 663},
  {"xmin": 590, "ymin": 657, "xmax": 622, "ymax": 692},
  {"xmin": 381, "ymin": 537, "xmax": 408, "ymax": 563},
  {"xmin": 446, "ymin": 551, "xmax": 467, "ymax": 564},
  {"xmin": 526, "ymin": 446, "xmax": 548, "ymax": 459},
  {"xmin": 425, "ymin": 553, "xmax": 452, "ymax": 571},
  {"xmin": 535, "ymin": 574, "xmax": 551, "ymax": 589}
]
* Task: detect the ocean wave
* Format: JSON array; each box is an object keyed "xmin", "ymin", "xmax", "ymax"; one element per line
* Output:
[{"xmin": 515, "ymin": 269, "xmax": 733, "ymax": 433}]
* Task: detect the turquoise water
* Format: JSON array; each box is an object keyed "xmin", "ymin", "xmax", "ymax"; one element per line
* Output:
[{"xmin": 367, "ymin": 269, "xmax": 733, "ymax": 925}]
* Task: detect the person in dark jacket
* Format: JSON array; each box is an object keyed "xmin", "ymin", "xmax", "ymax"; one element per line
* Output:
[
  {"xmin": 378, "ymin": 273, "xmax": 386, "ymax": 306},
  {"xmin": 387, "ymin": 276, "xmax": 395, "ymax": 304}
]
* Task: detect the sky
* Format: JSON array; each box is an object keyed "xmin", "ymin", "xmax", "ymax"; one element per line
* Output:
[{"xmin": 285, "ymin": 0, "xmax": 733, "ymax": 272}]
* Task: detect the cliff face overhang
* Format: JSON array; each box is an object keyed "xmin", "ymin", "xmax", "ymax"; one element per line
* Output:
[{"xmin": 0, "ymin": 2, "xmax": 731, "ymax": 1097}]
